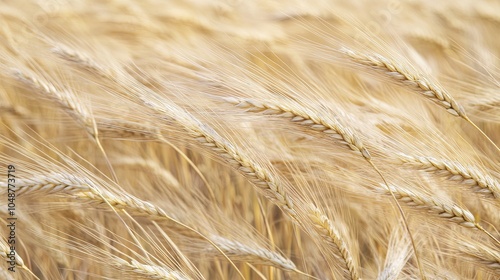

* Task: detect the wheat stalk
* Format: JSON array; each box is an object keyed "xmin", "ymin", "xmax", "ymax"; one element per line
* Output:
[
  {"xmin": 12, "ymin": 69, "xmax": 96, "ymax": 136},
  {"xmin": 138, "ymin": 97, "xmax": 300, "ymax": 222},
  {"xmin": 113, "ymin": 257, "xmax": 190, "ymax": 280},
  {"xmin": 384, "ymin": 184, "xmax": 500, "ymax": 245},
  {"xmin": 0, "ymin": 173, "xmax": 297, "ymax": 271},
  {"xmin": 224, "ymin": 95, "xmax": 425, "ymax": 278},
  {"xmin": 341, "ymin": 48, "xmax": 466, "ymax": 117},
  {"xmin": 308, "ymin": 205, "xmax": 361, "ymax": 280},
  {"xmin": 207, "ymin": 235, "xmax": 297, "ymax": 271},
  {"xmin": 51, "ymin": 44, "xmax": 113, "ymax": 79},
  {"xmin": 224, "ymin": 96, "xmax": 371, "ymax": 160},
  {"xmin": 398, "ymin": 153, "xmax": 500, "ymax": 199},
  {"xmin": 341, "ymin": 48, "xmax": 500, "ymax": 153},
  {"xmin": 0, "ymin": 239, "xmax": 38, "ymax": 279},
  {"xmin": 0, "ymin": 173, "xmax": 92, "ymax": 196}
]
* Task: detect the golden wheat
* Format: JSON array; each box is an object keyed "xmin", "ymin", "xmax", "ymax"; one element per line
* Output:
[{"xmin": 0, "ymin": 0, "xmax": 499, "ymax": 279}]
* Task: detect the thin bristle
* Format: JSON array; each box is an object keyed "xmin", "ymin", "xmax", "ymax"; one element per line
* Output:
[{"xmin": 1, "ymin": 1, "xmax": 499, "ymax": 279}]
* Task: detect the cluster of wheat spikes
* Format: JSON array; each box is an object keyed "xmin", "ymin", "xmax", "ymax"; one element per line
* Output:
[{"xmin": 0, "ymin": 0, "xmax": 499, "ymax": 279}]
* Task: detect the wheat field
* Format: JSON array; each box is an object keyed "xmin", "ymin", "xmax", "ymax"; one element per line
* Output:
[{"xmin": 0, "ymin": 0, "xmax": 499, "ymax": 279}]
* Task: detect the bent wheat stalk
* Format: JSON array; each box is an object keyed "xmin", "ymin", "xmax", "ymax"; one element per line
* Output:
[
  {"xmin": 139, "ymin": 96, "xmax": 299, "ymax": 222},
  {"xmin": 398, "ymin": 153, "xmax": 500, "ymax": 199},
  {"xmin": 308, "ymin": 205, "xmax": 360, "ymax": 280},
  {"xmin": 223, "ymin": 96, "xmax": 371, "ymax": 160},
  {"xmin": 384, "ymin": 185, "xmax": 500, "ymax": 245},
  {"xmin": 0, "ymin": 239, "xmax": 39, "ymax": 279},
  {"xmin": 12, "ymin": 68, "xmax": 96, "ymax": 136},
  {"xmin": 113, "ymin": 257, "xmax": 191, "ymax": 280},
  {"xmin": 207, "ymin": 235, "xmax": 297, "ymax": 271},
  {"xmin": 0, "ymin": 173, "xmax": 296, "ymax": 272},
  {"xmin": 225, "ymin": 95, "xmax": 425, "ymax": 278},
  {"xmin": 341, "ymin": 48, "xmax": 500, "ymax": 153}
]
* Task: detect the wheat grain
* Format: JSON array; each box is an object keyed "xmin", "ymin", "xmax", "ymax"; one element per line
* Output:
[{"xmin": 384, "ymin": 184, "xmax": 477, "ymax": 228}]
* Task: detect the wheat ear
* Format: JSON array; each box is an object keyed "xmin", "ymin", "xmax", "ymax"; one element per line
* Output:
[
  {"xmin": 223, "ymin": 96, "xmax": 371, "ymax": 160},
  {"xmin": 140, "ymin": 97, "xmax": 299, "ymax": 222},
  {"xmin": 341, "ymin": 48, "xmax": 465, "ymax": 117},
  {"xmin": 384, "ymin": 185, "xmax": 500, "ymax": 245},
  {"xmin": 308, "ymin": 206, "xmax": 361, "ymax": 280},
  {"xmin": 51, "ymin": 44, "xmax": 113, "ymax": 79},
  {"xmin": 0, "ymin": 173, "xmax": 92, "ymax": 196},
  {"xmin": 0, "ymin": 239, "xmax": 39, "ymax": 279},
  {"xmin": 12, "ymin": 69, "xmax": 95, "ymax": 135},
  {"xmin": 225, "ymin": 96, "xmax": 425, "ymax": 278},
  {"xmin": 190, "ymin": 123, "xmax": 298, "ymax": 220},
  {"xmin": 0, "ymin": 175, "xmax": 247, "ymax": 277},
  {"xmin": 459, "ymin": 240, "xmax": 500, "ymax": 273},
  {"xmin": 79, "ymin": 190, "xmax": 296, "ymax": 273},
  {"xmin": 1, "ymin": 173, "xmax": 296, "ymax": 272},
  {"xmin": 113, "ymin": 257, "xmax": 190, "ymax": 280},
  {"xmin": 77, "ymin": 188, "xmax": 297, "ymax": 270},
  {"xmin": 341, "ymin": 48, "xmax": 500, "ymax": 153},
  {"xmin": 398, "ymin": 153, "xmax": 500, "ymax": 199},
  {"xmin": 207, "ymin": 235, "xmax": 297, "ymax": 271},
  {"xmin": 12, "ymin": 68, "xmax": 119, "ymax": 182}
]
